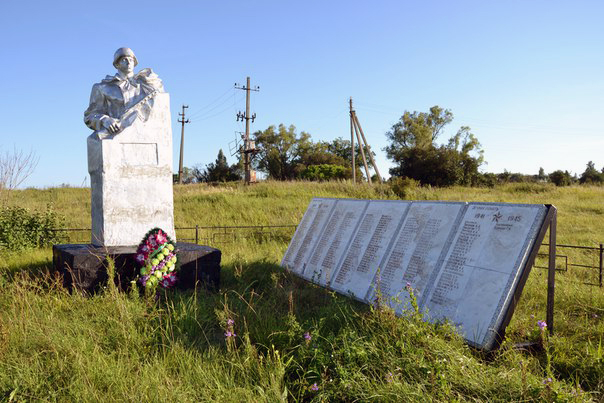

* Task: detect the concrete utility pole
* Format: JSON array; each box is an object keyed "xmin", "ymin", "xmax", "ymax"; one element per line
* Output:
[
  {"xmin": 235, "ymin": 77, "xmax": 259, "ymax": 184},
  {"xmin": 349, "ymin": 98, "xmax": 382, "ymax": 184},
  {"xmin": 350, "ymin": 97, "xmax": 356, "ymax": 183},
  {"xmin": 177, "ymin": 105, "xmax": 190, "ymax": 184}
]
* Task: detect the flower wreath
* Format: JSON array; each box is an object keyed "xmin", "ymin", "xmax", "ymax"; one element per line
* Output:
[{"xmin": 135, "ymin": 227, "xmax": 178, "ymax": 290}]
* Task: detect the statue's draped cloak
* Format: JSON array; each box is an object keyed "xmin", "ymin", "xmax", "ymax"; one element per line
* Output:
[{"xmin": 84, "ymin": 68, "xmax": 164, "ymax": 132}]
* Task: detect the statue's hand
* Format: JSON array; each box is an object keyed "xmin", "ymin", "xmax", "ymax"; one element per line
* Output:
[{"xmin": 101, "ymin": 116, "xmax": 121, "ymax": 134}]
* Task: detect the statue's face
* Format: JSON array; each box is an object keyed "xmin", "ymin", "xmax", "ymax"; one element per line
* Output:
[{"xmin": 117, "ymin": 56, "xmax": 135, "ymax": 75}]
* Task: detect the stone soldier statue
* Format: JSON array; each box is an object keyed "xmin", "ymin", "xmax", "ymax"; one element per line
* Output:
[
  {"xmin": 84, "ymin": 47, "xmax": 175, "ymax": 246},
  {"xmin": 84, "ymin": 47, "xmax": 164, "ymax": 137}
]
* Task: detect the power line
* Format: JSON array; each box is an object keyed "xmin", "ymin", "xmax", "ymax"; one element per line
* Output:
[
  {"xmin": 190, "ymin": 92, "xmax": 245, "ymax": 121},
  {"xmin": 188, "ymin": 91, "xmax": 241, "ymax": 120},
  {"xmin": 187, "ymin": 87, "xmax": 235, "ymax": 118}
]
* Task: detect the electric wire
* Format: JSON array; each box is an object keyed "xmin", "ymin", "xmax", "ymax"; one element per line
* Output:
[
  {"xmin": 187, "ymin": 87, "xmax": 235, "ymax": 118},
  {"xmin": 190, "ymin": 92, "xmax": 244, "ymax": 122}
]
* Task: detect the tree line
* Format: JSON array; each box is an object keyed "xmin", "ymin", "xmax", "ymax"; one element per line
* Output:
[
  {"xmin": 184, "ymin": 125, "xmax": 376, "ymax": 183},
  {"xmin": 184, "ymin": 105, "xmax": 602, "ymax": 187}
]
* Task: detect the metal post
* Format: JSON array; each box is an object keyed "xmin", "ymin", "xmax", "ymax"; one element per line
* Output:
[
  {"xmin": 195, "ymin": 225, "xmax": 199, "ymax": 244},
  {"xmin": 546, "ymin": 209, "xmax": 557, "ymax": 335},
  {"xmin": 599, "ymin": 243, "xmax": 603, "ymax": 288}
]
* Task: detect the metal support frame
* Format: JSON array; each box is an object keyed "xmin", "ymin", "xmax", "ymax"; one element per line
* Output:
[
  {"xmin": 599, "ymin": 244, "xmax": 604, "ymax": 288},
  {"xmin": 500, "ymin": 204, "xmax": 557, "ymax": 349},
  {"xmin": 546, "ymin": 208, "xmax": 557, "ymax": 335}
]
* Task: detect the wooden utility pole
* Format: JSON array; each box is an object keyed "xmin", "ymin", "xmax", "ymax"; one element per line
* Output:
[
  {"xmin": 177, "ymin": 105, "xmax": 190, "ymax": 184},
  {"xmin": 349, "ymin": 98, "xmax": 382, "ymax": 184},
  {"xmin": 235, "ymin": 77, "xmax": 259, "ymax": 184}
]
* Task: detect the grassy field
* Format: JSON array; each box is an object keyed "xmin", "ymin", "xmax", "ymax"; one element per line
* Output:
[{"xmin": 1, "ymin": 181, "xmax": 603, "ymax": 401}]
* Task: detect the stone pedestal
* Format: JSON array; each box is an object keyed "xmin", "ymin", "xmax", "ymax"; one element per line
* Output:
[
  {"xmin": 87, "ymin": 93, "xmax": 175, "ymax": 246},
  {"xmin": 53, "ymin": 242, "xmax": 220, "ymax": 293}
]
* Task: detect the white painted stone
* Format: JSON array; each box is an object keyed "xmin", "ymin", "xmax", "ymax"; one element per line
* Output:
[{"xmin": 87, "ymin": 92, "xmax": 175, "ymax": 246}]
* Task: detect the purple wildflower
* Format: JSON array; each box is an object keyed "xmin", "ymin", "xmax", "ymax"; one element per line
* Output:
[
  {"xmin": 227, "ymin": 319, "xmax": 235, "ymax": 326},
  {"xmin": 537, "ymin": 320, "xmax": 547, "ymax": 331},
  {"xmin": 304, "ymin": 332, "xmax": 312, "ymax": 342},
  {"xmin": 310, "ymin": 383, "xmax": 318, "ymax": 391},
  {"xmin": 542, "ymin": 377, "xmax": 553, "ymax": 384},
  {"xmin": 225, "ymin": 331, "xmax": 236, "ymax": 338},
  {"xmin": 386, "ymin": 372, "xmax": 394, "ymax": 383}
]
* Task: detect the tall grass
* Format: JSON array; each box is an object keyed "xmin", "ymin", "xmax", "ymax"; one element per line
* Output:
[{"xmin": 1, "ymin": 181, "xmax": 603, "ymax": 401}]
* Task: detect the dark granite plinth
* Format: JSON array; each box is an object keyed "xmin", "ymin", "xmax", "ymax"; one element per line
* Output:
[{"xmin": 53, "ymin": 242, "xmax": 221, "ymax": 293}]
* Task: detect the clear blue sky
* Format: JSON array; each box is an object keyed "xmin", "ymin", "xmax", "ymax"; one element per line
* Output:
[{"xmin": 2, "ymin": 0, "xmax": 602, "ymax": 188}]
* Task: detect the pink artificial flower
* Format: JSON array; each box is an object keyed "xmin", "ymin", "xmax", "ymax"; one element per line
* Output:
[
  {"xmin": 136, "ymin": 254, "xmax": 144, "ymax": 263},
  {"xmin": 156, "ymin": 231, "xmax": 167, "ymax": 244}
]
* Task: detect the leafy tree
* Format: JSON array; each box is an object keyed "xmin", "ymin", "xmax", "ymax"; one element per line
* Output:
[
  {"xmin": 193, "ymin": 149, "xmax": 241, "ymax": 183},
  {"xmin": 538, "ymin": 167, "xmax": 546, "ymax": 181},
  {"xmin": 548, "ymin": 170, "xmax": 572, "ymax": 186},
  {"xmin": 172, "ymin": 167, "xmax": 198, "ymax": 185},
  {"xmin": 323, "ymin": 137, "xmax": 375, "ymax": 169},
  {"xmin": 476, "ymin": 172, "xmax": 497, "ymax": 188},
  {"xmin": 253, "ymin": 124, "xmax": 379, "ymax": 181},
  {"xmin": 579, "ymin": 161, "xmax": 604, "ymax": 184},
  {"xmin": 385, "ymin": 106, "xmax": 484, "ymax": 186},
  {"xmin": 297, "ymin": 141, "xmax": 347, "ymax": 168},
  {"xmin": 253, "ymin": 124, "xmax": 312, "ymax": 180}
]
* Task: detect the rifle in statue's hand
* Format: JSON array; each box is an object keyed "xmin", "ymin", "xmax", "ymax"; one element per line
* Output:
[{"xmin": 96, "ymin": 90, "xmax": 159, "ymax": 139}]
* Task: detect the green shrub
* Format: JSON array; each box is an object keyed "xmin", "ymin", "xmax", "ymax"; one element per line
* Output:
[
  {"xmin": 389, "ymin": 177, "xmax": 420, "ymax": 199},
  {"xmin": 0, "ymin": 205, "xmax": 65, "ymax": 250},
  {"xmin": 548, "ymin": 170, "xmax": 573, "ymax": 186},
  {"xmin": 300, "ymin": 164, "xmax": 350, "ymax": 181}
]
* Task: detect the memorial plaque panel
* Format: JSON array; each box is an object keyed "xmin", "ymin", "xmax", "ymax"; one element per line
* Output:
[
  {"xmin": 367, "ymin": 202, "xmax": 465, "ymax": 313},
  {"xmin": 281, "ymin": 198, "xmax": 551, "ymax": 351},
  {"xmin": 281, "ymin": 198, "xmax": 335, "ymax": 274},
  {"xmin": 302, "ymin": 199, "xmax": 368, "ymax": 285},
  {"xmin": 423, "ymin": 203, "xmax": 547, "ymax": 349},
  {"xmin": 330, "ymin": 201, "xmax": 410, "ymax": 299}
]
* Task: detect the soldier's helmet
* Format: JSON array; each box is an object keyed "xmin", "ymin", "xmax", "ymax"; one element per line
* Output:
[{"xmin": 113, "ymin": 47, "xmax": 138, "ymax": 68}]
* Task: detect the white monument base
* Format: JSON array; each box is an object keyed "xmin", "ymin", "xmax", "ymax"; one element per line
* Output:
[{"xmin": 87, "ymin": 93, "xmax": 176, "ymax": 246}]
